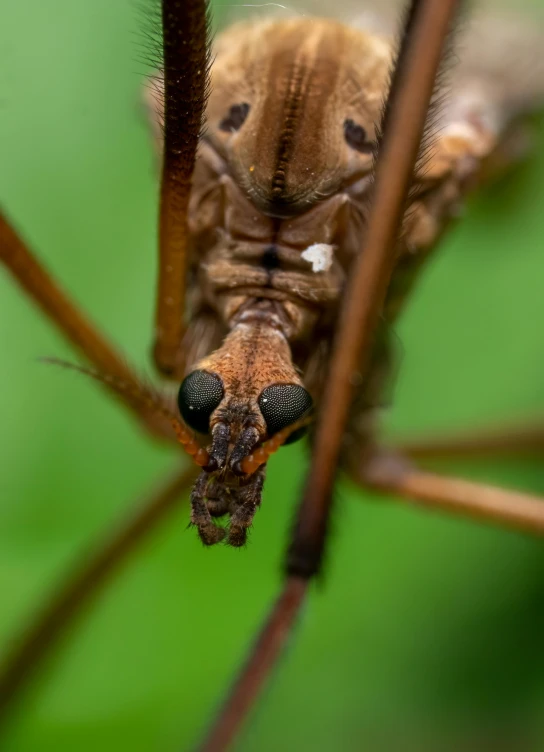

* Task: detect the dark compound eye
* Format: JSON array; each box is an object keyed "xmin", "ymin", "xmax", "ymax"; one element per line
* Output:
[
  {"xmin": 344, "ymin": 118, "xmax": 374, "ymax": 154},
  {"xmin": 177, "ymin": 370, "xmax": 224, "ymax": 434},
  {"xmin": 258, "ymin": 384, "xmax": 313, "ymax": 438},
  {"xmin": 219, "ymin": 102, "xmax": 250, "ymax": 132}
]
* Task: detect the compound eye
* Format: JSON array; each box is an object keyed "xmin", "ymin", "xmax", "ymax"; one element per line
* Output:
[
  {"xmin": 219, "ymin": 102, "xmax": 250, "ymax": 132},
  {"xmin": 258, "ymin": 384, "xmax": 313, "ymax": 437},
  {"xmin": 177, "ymin": 370, "xmax": 224, "ymax": 434}
]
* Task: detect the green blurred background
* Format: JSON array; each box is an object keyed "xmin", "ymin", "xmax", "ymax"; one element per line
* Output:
[{"xmin": 1, "ymin": 1, "xmax": 544, "ymax": 750}]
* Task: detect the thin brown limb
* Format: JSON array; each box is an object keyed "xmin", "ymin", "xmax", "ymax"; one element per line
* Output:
[
  {"xmin": 360, "ymin": 453, "xmax": 544, "ymax": 536},
  {"xmin": 196, "ymin": 3, "xmax": 459, "ymax": 748},
  {"xmin": 153, "ymin": 0, "xmax": 210, "ymax": 377},
  {"xmin": 287, "ymin": 0, "xmax": 461, "ymax": 578},
  {"xmin": 197, "ymin": 576, "xmax": 308, "ymax": 752},
  {"xmin": 0, "ymin": 464, "xmax": 196, "ymax": 729},
  {"xmin": 393, "ymin": 420, "xmax": 544, "ymax": 461},
  {"xmin": 0, "ymin": 210, "xmax": 173, "ymax": 441}
]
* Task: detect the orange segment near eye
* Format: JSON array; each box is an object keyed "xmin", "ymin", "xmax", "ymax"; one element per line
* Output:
[{"xmin": 171, "ymin": 419, "xmax": 210, "ymax": 467}]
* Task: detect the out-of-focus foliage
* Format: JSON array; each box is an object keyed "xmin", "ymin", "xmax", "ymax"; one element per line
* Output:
[{"xmin": 0, "ymin": 2, "xmax": 543, "ymax": 750}]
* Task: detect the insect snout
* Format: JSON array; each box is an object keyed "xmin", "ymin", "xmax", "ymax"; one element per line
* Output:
[
  {"xmin": 189, "ymin": 466, "xmax": 266, "ymax": 548},
  {"xmin": 177, "ymin": 367, "xmax": 313, "ymax": 547},
  {"xmin": 207, "ymin": 410, "xmax": 261, "ymax": 476},
  {"xmin": 177, "ymin": 369, "xmax": 264, "ymax": 473},
  {"xmin": 176, "ymin": 323, "xmax": 313, "ymax": 546},
  {"xmin": 178, "ymin": 370, "xmax": 312, "ymax": 472},
  {"xmin": 178, "ymin": 380, "xmax": 269, "ymax": 547}
]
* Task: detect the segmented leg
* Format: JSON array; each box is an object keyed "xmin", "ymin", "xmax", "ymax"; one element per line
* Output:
[
  {"xmin": 0, "ymin": 211, "xmax": 172, "ymax": 441},
  {"xmin": 196, "ymin": 577, "xmax": 308, "ymax": 752},
  {"xmin": 355, "ymin": 450, "xmax": 544, "ymax": 536},
  {"xmin": 0, "ymin": 465, "xmax": 196, "ymax": 729},
  {"xmin": 153, "ymin": 0, "xmax": 210, "ymax": 377},
  {"xmin": 197, "ymin": 2, "xmax": 459, "ymax": 748},
  {"xmin": 392, "ymin": 419, "xmax": 544, "ymax": 461}
]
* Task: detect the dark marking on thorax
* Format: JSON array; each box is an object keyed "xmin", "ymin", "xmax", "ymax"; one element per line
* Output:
[
  {"xmin": 261, "ymin": 244, "xmax": 280, "ymax": 270},
  {"xmin": 252, "ymin": 25, "xmax": 345, "ymax": 211},
  {"xmin": 272, "ymin": 60, "xmax": 308, "ymax": 200}
]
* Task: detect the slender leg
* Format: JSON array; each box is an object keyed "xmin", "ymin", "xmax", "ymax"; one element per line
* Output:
[
  {"xmin": 355, "ymin": 451, "xmax": 544, "ymax": 536},
  {"xmin": 0, "ymin": 210, "xmax": 173, "ymax": 441},
  {"xmin": 196, "ymin": 2, "xmax": 458, "ymax": 749},
  {"xmin": 391, "ymin": 419, "xmax": 544, "ymax": 461},
  {"xmin": 153, "ymin": 0, "xmax": 210, "ymax": 377},
  {"xmin": 286, "ymin": 0, "xmax": 459, "ymax": 581},
  {"xmin": 196, "ymin": 577, "xmax": 307, "ymax": 752},
  {"xmin": 0, "ymin": 464, "xmax": 196, "ymax": 728}
]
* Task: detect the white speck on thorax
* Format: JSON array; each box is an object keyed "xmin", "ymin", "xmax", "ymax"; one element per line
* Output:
[{"xmin": 301, "ymin": 244, "xmax": 334, "ymax": 273}]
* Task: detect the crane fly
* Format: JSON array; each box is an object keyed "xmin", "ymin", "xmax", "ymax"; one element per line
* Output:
[{"xmin": 1, "ymin": 0, "xmax": 544, "ymax": 749}]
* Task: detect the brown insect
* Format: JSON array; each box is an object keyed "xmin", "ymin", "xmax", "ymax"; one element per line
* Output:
[{"xmin": 1, "ymin": 0, "xmax": 544, "ymax": 748}]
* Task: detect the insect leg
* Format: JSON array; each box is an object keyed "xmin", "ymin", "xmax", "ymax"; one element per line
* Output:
[
  {"xmin": 195, "ymin": 576, "xmax": 307, "ymax": 752},
  {"xmin": 356, "ymin": 449, "xmax": 544, "ymax": 536},
  {"xmin": 153, "ymin": 0, "xmax": 210, "ymax": 378},
  {"xmin": 0, "ymin": 464, "xmax": 196, "ymax": 729},
  {"xmin": 391, "ymin": 420, "xmax": 544, "ymax": 461},
  {"xmin": 0, "ymin": 211, "xmax": 172, "ymax": 441},
  {"xmin": 196, "ymin": 1, "xmax": 460, "ymax": 748}
]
